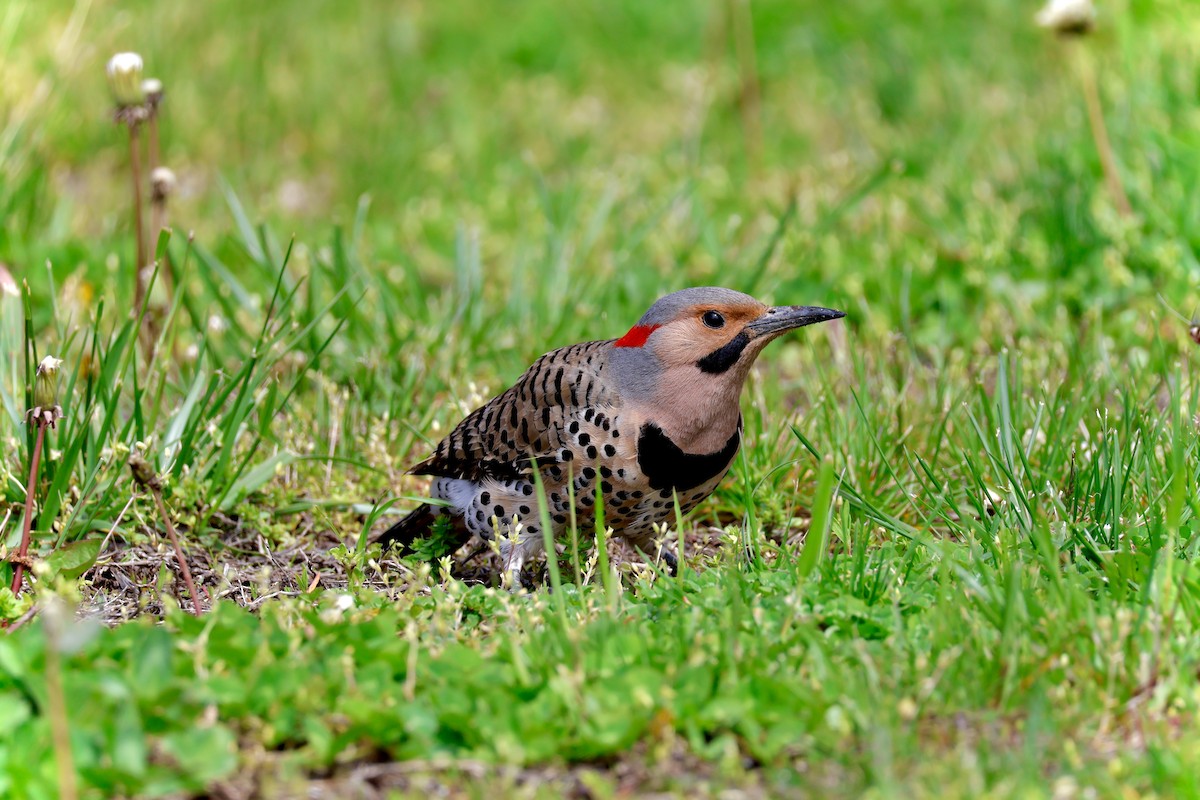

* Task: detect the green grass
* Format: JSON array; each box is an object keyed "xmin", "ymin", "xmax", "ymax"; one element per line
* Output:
[{"xmin": 4, "ymin": 0, "xmax": 1200, "ymax": 796}]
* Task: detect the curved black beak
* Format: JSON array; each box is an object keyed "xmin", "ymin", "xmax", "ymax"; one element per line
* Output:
[{"xmin": 745, "ymin": 305, "xmax": 845, "ymax": 338}]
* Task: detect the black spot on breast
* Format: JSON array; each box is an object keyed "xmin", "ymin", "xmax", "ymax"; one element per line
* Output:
[
  {"xmin": 636, "ymin": 419, "xmax": 741, "ymax": 493},
  {"xmin": 697, "ymin": 332, "xmax": 751, "ymax": 374}
]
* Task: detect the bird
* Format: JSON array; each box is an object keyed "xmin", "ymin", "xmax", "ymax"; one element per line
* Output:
[{"xmin": 379, "ymin": 286, "xmax": 844, "ymax": 585}]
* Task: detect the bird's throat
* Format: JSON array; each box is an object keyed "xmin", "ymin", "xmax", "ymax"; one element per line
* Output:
[{"xmin": 636, "ymin": 420, "xmax": 741, "ymax": 493}]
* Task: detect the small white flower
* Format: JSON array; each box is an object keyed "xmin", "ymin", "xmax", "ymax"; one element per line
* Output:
[
  {"xmin": 106, "ymin": 52, "xmax": 145, "ymax": 107},
  {"xmin": 36, "ymin": 355, "xmax": 64, "ymax": 374},
  {"xmin": 151, "ymin": 167, "xmax": 177, "ymax": 200},
  {"xmin": 141, "ymin": 77, "xmax": 163, "ymax": 100},
  {"xmin": 142, "ymin": 78, "xmax": 165, "ymax": 114},
  {"xmin": 1036, "ymin": 0, "xmax": 1096, "ymax": 35},
  {"xmin": 207, "ymin": 314, "xmax": 228, "ymax": 333}
]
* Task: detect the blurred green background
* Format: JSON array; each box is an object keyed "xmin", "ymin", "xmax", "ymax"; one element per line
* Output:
[
  {"xmin": 5, "ymin": 0, "xmax": 1198, "ymax": 357},
  {"xmin": 4, "ymin": 3, "xmax": 1200, "ymax": 797}
]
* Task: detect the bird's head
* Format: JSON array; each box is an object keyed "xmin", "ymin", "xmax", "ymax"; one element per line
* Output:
[
  {"xmin": 608, "ymin": 287, "xmax": 842, "ymax": 452},
  {"xmin": 611, "ymin": 286, "xmax": 843, "ymax": 384}
]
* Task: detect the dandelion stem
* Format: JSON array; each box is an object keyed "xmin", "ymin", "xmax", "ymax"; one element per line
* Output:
[
  {"xmin": 10, "ymin": 421, "xmax": 46, "ymax": 595},
  {"xmin": 148, "ymin": 114, "xmax": 166, "ymax": 249},
  {"xmin": 43, "ymin": 611, "xmax": 78, "ymax": 800},
  {"xmin": 128, "ymin": 123, "xmax": 148, "ymax": 313},
  {"xmin": 147, "ymin": 113, "xmax": 161, "ymax": 175},
  {"xmin": 147, "ymin": 117, "xmax": 174, "ymax": 296},
  {"xmin": 729, "ymin": 0, "xmax": 762, "ymax": 166},
  {"xmin": 1074, "ymin": 46, "xmax": 1131, "ymax": 217}
]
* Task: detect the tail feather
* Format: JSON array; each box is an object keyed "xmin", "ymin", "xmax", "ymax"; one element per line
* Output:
[
  {"xmin": 378, "ymin": 503, "xmax": 470, "ymax": 560},
  {"xmin": 377, "ymin": 503, "xmax": 438, "ymax": 552}
]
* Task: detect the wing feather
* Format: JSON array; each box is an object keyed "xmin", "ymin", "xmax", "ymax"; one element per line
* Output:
[{"xmin": 408, "ymin": 340, "xmax": 615, "ymax": 481}]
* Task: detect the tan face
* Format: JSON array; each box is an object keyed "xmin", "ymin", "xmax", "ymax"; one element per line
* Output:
[
  {"xmin": 610, "ymin": 288, "xmax": 844, "ymax": 405},
  {"xmin": 648, "ymin": 300, "xmax": 769, "ymax": 371}
]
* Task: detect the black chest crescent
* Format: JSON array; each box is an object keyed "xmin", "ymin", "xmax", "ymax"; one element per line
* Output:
[{"xmin": 636, "ymin": 419, "xmax": 742, "ymax": 493}]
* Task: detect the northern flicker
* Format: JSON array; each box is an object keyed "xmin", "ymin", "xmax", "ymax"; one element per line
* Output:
[{"xmin": 380, "ymin": 287, "xmax": 844, "ymax": 582}]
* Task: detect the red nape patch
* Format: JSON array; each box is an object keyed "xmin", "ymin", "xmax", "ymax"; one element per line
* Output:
[{"xmin": 614, "ymin": 324, "xmax": 661, "ymax": 348}]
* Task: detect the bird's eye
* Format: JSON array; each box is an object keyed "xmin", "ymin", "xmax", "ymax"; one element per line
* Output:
[{"xmin": 702, "ymin": 310, "xmax": 725, "ymax": 329}]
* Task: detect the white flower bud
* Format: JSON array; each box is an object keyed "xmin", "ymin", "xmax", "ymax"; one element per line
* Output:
[
  {"xmin": 34, "ymin": 355, "xmax": 64, "ymax": 411},
  {"xmin": 1036, "ymin": 0, "xmax": 1096, "ymax": 35},
  {"xmin": 106, "ymin": 52, "xmax": 145, "ymax": 107}
]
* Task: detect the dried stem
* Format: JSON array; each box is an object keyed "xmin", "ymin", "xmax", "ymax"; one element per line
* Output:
[
  {"xmin": 10, "ymin": 421, "xmax": 46, "ymax": 595},
  {"xmin": 1074, "ymin": 45, "xmax": 1131, "ymax": 217},
  {"xmin": 151, "ymin": 489, "xmax": 202, "ymax": 615},
  {"xmin": 132, "ymin": 455, "xmax": 203, "ymax": 615}
]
